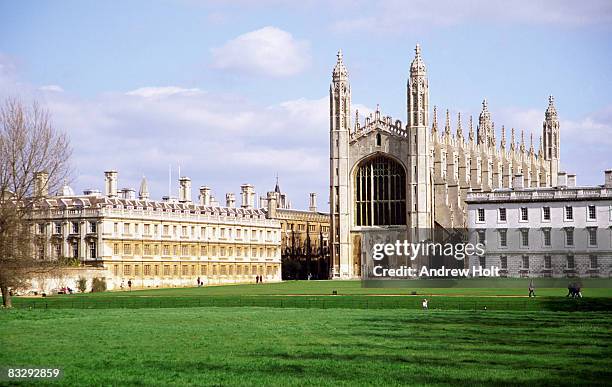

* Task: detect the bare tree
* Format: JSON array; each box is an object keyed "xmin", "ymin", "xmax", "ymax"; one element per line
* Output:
[{"xmin": 0, "ymin": 97, "xmax": 72, "ymax": 307}]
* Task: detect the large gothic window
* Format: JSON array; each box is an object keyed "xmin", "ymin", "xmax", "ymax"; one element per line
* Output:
[{"xmin": 355, "ymin": 156, "xmax": 406, "ymax": 226}]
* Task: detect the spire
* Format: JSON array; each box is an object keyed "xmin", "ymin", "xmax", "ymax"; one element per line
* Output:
[
  {"xmin": 274, "ymin": 174, "xmax": 281, "ymax": 193},
  {"xmin": 332, "ymin": 49, "xmax": 348, "ymax": 81},
  {"xmin": 529, "ymin": 133, "xmax": 535, "ymax": 154},
  {"xmin": 538, "ymin": 135, "xmax": 543, "ymax": 158},
  {"xmin": 545, "ymin": 95, "xmax": 558, "ymax": 120},
  {"xmin": 477, "ymin": 98, "xmax": 492, "ymax": 146},
  {"xmin": 520, "ymin": 129, "xmax": 526, "ymax": 152},
  {"xmin": 500, "ymin": 125, "xmax": 506, "ymax": 149},
  {"xmin": 510, "ymin": 128, "xmax": 516, "ymax": 151},
  {"xmin": 491, "ymin": 122, "xmax": 496, "ymax": 147},
  {"xmin": 456, "ymin": 112, "xmax": 463, "ymax": 141},
  {"xmin": 354, "ymin": 109, "xmax": 360, "ymax": 130},
  {"xmin": 468, "ymin": 115, "xmax": 474, "ymax": 142},
  {"xmin": 410, "ymin": 43, "xmax": 426, "ymax": 74},
  {"xmin": 444, "ymin": 109, "xmax": 451, "ymax": 136},
  {"xmin": 407, "ymin": 43, "xmax": 428, "ymax": 128},
  {"xmin": 431, "ymin": 105, "xmax": 438, "ymax": 134},
  {"xmin": 138, "ymin": 176, "xmax": 149, "ymax": 200}
]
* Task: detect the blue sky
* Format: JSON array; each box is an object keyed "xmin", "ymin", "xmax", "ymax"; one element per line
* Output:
[{"xmin": 1, "ymin": 0, "xmax": 611, "ymax": 209}]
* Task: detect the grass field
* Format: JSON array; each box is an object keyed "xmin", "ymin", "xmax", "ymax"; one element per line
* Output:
[
  {"xmin": 10, "ymin": 280, "xmax": 612, "ymax": 312},
  {"xmin": 23, "ymin": 278, "xmax": 612, "ymax": 296},
  {"xmin": 2, "ymin": 280, "xmax": 611, "ymax": 385},
  {"xmin": 1, "ymin": 307, "xmax": 611, "ymax": 385}
]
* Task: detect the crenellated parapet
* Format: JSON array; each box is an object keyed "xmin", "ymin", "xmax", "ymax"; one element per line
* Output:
[{"xmin": 350, "ymin": 105, "xmax": 407, "ymax": 142}]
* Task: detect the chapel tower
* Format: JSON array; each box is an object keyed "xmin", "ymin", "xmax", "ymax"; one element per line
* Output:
[
  {"xmin": 329, "ymin": 50, "xmax": 351, "ymax": 277},
  {"xmin": 406, "ymin": 44, "xmax": 433, "ymax": 239},
  {"xmin": 543, "ymin": 96, "xmax": 560, "ymax": 186}
]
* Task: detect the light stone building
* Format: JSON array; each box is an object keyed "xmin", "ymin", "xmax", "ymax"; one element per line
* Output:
[
  {"xmin": 28, "ymin": 171, "xmax": 282, "ymax": 291},
  {"xmin": 466, "ymin": 171, "xmax": 612, "ymax": 278},
  {"xmin": 330, "ymin": 45, "xmax": 561, "ymax": 278}
]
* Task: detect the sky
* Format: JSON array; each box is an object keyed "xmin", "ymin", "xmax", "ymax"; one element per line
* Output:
[{"xmin": 1, "ymin": 0, "xmax": 611, "ymax": 210}]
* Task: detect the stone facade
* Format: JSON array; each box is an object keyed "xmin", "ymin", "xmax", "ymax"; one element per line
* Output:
[
  {"xmin": 28, "ymin": 172, "xmax": 283, "ymax": 291},
  {"xmin": 330, "ymin": 45, "xmax": 560, "ymax": 279},
  {"xmin": 466, "ymin": 171, "xmax": 612, "ymax": 278}
]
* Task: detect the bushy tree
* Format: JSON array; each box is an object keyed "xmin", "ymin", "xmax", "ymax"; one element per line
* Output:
[{"xmin": 77, "ymin": 277, "xmax": 88, "ymax": 293}]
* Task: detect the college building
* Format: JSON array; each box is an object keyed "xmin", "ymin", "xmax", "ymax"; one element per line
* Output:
[
  {"xmin": 330, "ymin": 44, "xmax": 561, "ymax": 278},
  {"xmin": 466, "ymin": 170, "xmax": 612, "ymax": 277},
  {"xmin": 28, "ymin": 171, "xmax": 283, "ymax": 292}
]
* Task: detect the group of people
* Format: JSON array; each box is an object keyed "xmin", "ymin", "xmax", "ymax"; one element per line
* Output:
[
  {"xmin": 196, "ymin": 277, "xmax": 204, "ymax": 287},
  {"xmin": 120, "ymin": 280, "xmax": 132, "ymax": 291},
  {"xmin": 567, "ymin": 282, "xmax": 583, "ymax": 298},
  {"xmin": 60, "ymin": 286, "xmax": 73, "ymax": 294},
  {"xmin": 255, "ymin": 275, "xmax": 264, "ymax": 284}
]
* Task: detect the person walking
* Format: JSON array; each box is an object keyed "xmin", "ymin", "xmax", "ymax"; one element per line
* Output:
[
  {"xmin": 528, "ymin": 280, "xmax": 535, "ymax": 297},
  {"xmin": 197, "ymin": 276, "xmax": 201, "ymax": 287},
  {"xmin": 127, "ymin": 279, "xmax": 132, "ymax": 291},
  {"xmin": 422, "ymin": 298, "xmax": 428, "ymax": 310}
]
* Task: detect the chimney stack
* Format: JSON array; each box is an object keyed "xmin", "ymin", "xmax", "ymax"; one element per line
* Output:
[
  {"xmin": 567, "ymin": 174, "xmax": 576, "ymax": 188},
  {"xmin": 199, "ymin": 186, "xmax": 211, "ymax": 206},
  {"xmin": 605, "ymin": 170, "xmax": 612, "ymax": 188},
  {"xmin": 104, "ymin": 170, "xmax": 118, "ymax": 197},
  {"xmin": 266, "ymin": 191, "xmax": 277, "ymax": 219},
  {"xmin": 557, "ymin": 172, "xmax": 567, "ymax": 188},
  {"xmin": 226, "ymin": 193, "xmax": 236, "ymax": 208},
  {"xmin": 120, "ymin": 188, "xmax": 136, "ymax": 200},
  {"xmin": 512, "ymin": 174, "xmax": 524, "ymax": 190},
  {"xmin": 240, "ymin": 184, "xmax": 255, "ymax": 208},
  {"xmin": 178, "ymin": 177, "xmax": 192, "ymax": 203},
  {"xmin": 309, "ymin": 192, "xmax": 317, "ymax": 212},
  {"xmin": 34, "ymin": 171, "xmax": 49, "ymax": 197}
]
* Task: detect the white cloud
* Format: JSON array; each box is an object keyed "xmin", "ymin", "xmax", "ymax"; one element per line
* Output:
[
  {"xmin": 210, "ymin": 26, "xmax": 311, "ymax": 77},
  {"xmin": 126, "ymin": 86, "xmax": 203, "ymax": 98},
  {"xmin": 331, "ymin": 0, "xmax": 612, "ymax": 33},
  {"xmin": 39, "ymin": 85, "xmax": 64, "ymax": 93}
]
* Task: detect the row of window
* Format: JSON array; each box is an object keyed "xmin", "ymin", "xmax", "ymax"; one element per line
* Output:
[
  {"xmin": 114, "ymin": 263, "xmax": 278, "ymax": 277},
  {"xmin": 38, "ymin": 221, "xmax": 97, "ymax": 235},
  {"xmin": 113, "ymin": 222, "xmax": 277, "ymax": 241},
  {"xmin": 113, "ymin": 243, "xmax": 278, "ymax": 259},
  {"xmin": 44, "ymin": 242, "xmax": 97, "ymax": 259},
  {"xmin": 478, "ymin": 254, "xmax": 599, "ymax": 270},
  {"xmin": 478, "ymin": 228, "xmax": 601, "ymax": 248},
  {"xmin": 282, "ymin": 223, "xmax": 328, "ymax": 233},
  {"xmin": 477, "ymin": 205, "xmax": 599, "ymax": 223}
]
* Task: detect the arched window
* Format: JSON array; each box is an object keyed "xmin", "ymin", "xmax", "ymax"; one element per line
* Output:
[
  {"xmin": 355, "ymin": 156, "xmax": 406, "ymax": 226},
  {"xmin": 376, "ymin": 133, "xmax": 382, "ymax": 146}
]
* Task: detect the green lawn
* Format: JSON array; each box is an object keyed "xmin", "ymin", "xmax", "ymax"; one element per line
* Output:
[
  {"xmin": 10, "ymin": 280, "xmax": 612, "ymax": 312},
  {"xmin": 20, "ymin": 278, "xmax": 612, "ymax": 297},
  {"xmin": 1, "ymin": 307, "xmax": 611, "ymax": 386}
]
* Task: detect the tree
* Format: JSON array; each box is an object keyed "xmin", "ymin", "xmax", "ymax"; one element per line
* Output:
[
  {"xmin": 0, "ymin": 97, "xmax": 72, "ymax": 307},
  {"xmin": 77, "ymin": 277, "xmax": 88, "ymax": 293}
]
